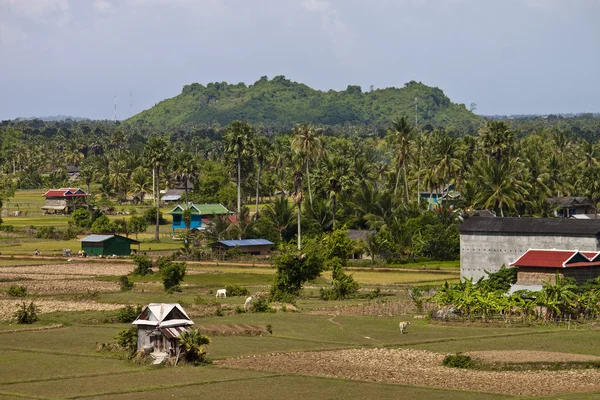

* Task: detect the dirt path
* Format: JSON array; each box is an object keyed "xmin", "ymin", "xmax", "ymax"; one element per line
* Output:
[{"xmin": 217, "ymin": 348, "xmax": 600, "ymax": 396}]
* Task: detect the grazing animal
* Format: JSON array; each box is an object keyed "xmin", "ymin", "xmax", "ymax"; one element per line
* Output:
[
  {"xmin": 399, "ymin": 321, "xmax": 410, "ymax": 334},
  {"xmin": 216, "ymin": 288, "xmax": 227, "ymax": 298},
  {"xmin": 244, "ymin": 296, "xmax": 252, "ymax": 311}
]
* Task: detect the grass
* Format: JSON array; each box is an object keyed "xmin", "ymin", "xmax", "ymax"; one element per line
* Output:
[
  {"xmin": 322, "ymin": 269, "xmax": 459, "ymax": 285},
  {"xmin": 0, "ymin": 258, "xmax": 64, "ymax": 266},
  {"xmin": 0, "ymin": 256, "xmax": 598, "ymax": 399}
]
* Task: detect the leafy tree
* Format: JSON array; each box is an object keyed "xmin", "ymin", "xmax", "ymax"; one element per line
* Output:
[
  {"xmin": 270, "ymin": 241, "xmax": 323, "ymax": 300},
  {"xmin": 161, "ymin": 260, "xmax": 186, "ymax": 293},
  {"xmin": 90, "ymin": 215, "xmax": 114, "ymax": 234},
  {"xmin": 128, "ymin": 215, "xmax": 149, "ymax": 240}
]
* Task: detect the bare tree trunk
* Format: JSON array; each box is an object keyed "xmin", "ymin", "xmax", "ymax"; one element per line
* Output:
[
  {"xmin": 184, "ymin": 176, "xmax": 188, "ymax": 205},
  {"xmin": 403, "ymin": 165, "xmax": 410, "ymax": 203},
  {"xmin": 297, "ymin": 202, "xmax": 302, "ymax": 250},
  {"xmin": 306, "ymin": 161, "xmax": 312, "ymax": 208},
  {"xmin": 255, "ymin": 162, "xmax": 261, "ymax": 219},
  {"xmin": 155, "ymin": 167, "xmax": 160, "ymax": 241},
  {"xmin": 237, "ymin": 151, "xmax": 241, "ymax": 214},
  {"xmin": 332, "ymin": 194, "xmax": 337, "ymax": 230}
]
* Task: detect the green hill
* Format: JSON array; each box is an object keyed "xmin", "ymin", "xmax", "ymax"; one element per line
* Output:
[{"xmin": 128, "ymin": 76, "xmax": 483, "ymax": 132}]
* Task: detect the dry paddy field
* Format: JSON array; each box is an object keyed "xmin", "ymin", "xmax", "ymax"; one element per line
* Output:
[{"xmin": 217, "ymin": 348, "xmax": 600, "ymax": 397}]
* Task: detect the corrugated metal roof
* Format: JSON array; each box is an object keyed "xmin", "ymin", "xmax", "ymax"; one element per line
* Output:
[
  {"xmin": 459, "ymin": 217, "xmax": 600, "ymax": 236},
  {"xmin": 168, "ymin": 203, "xmax": 230, "ymax": 215},
  {"xmin": 216, "ymin": 239, "xmax": 274, "ymax": 247},
  {"xmin": 132, "ymin": 303, "xmax": 193, "ymax": 326},
  {"xmin": 80, "ymin": 235, "xmax": 114, "ymax": 243},
  {"xmin": 161, "ymin": 195, "xmax": 182, "ymax": 201},
  {"xmin": 510, "ymin": 249, "xmax": 579, "ymax": 268},
  {"xmin": 159, "ymin": 326, "xmax": 192, "ymax": 339}
]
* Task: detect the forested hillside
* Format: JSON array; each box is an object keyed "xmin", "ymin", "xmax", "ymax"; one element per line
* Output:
[{"xmin": 128, "ymin": 76, "xmax": 483, "ymax": 132}]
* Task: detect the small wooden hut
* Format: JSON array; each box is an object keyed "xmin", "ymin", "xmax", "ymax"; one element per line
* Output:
[{"xmin": 132, "ymin": 303, "xmax": 194, "ymax": 355}]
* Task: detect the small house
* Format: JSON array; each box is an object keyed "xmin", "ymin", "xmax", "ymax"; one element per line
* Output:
[
  {"xmin": 419, "ymin": 184, "xmax": 460, "ymax": 210},
  {"xmin": 168, "ymin": 203, "xmax": 231, "ymax": 235},
  {"xmin": 80, "ymin": 234, "xmax": 140, "ymax": 256},
  {"xmin": 546, "ymin": 196, "xmax": 595, "ymax": 218},
  {"xmin": 210, "ymin": 239, "xmax": 274, "ymax": 256},
  {"xmin": 42, "ymin": 187, "xmax": 88, "ymax": 214},
  {"xmin": 346, "ymin": 230, "xmax": 375, "ymax": 260},
  {"xmin": 509, "ymin": 249, "xmax": 600, "ymax": 292},
  {"xmin": 132, "ymin": 303, "xmax": 194, "ymax": 354},
  {"xmin": 161, "ymin": 189, "xmax": 185, "ymax": 203}
]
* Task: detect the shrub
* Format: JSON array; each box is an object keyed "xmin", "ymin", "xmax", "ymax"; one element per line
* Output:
[
  {"xmin": 143, "ymin": 207, "xmax": 166, "ymax": 225},
  {"xmin": 0, "ymin": 225, "xmax": 14, "ymax": 232},
  {"xmin": 119, "ymin": 275, "xmax": 134, "ymax": 292},
  {"xmin": 14, "ymin": 301, "xmax": 38, "ymax": 324},
  {"xmin": 132, "ymin": 255, "xmax": 152, "ymax": 276},
  {"xmin": 161, "ymin": 261, "xmax": 186, "ymax": 293},
  {"xmin": 266, "ymin": 324, "xmax": 273, "ymax": 334},
  {"xmin": 368, "ymin": 287, "xmax": 381, "ymax": 299},
  {"xmin": 193, "ymin": 296, "xmax": 219, "ymax": 306},
  {"xmin": 177, "ymin": 329, "xmax": 211, "ymax": 364},
  {"xmin": 35, "ymin": 226, "xmax": 78, "ymax": 240},
  {"xmin": 225, "ymin": 284, "xmax": 250, "ymax": 297},
  {"xmin": 72, "ymin": 209, "xmax": 92, "ymax": 228},
  {"xmin": 215, "ymin": 307, "xmax": 224, "ymax": 316},
  {"xmin": 250, "ymin": 297, "xmax": 273, "ymax": 313},
  {"xmin": 442, "ymin": 353, "xmax": 473, "ymax": 369},
  {"xmin": 90, "ymin": 215, "xmax": 115, "ymax": 234},
  {"xmin": 115, "ymin": 326, "xmax": 138, "ymax": 355},
  {"xmin": 7, "ymin": 285, "xmax": 27, "ymax": 297},
  {"xmin": 320, "ymin": 262, "xmax": 360, "ymax": 300},
  {"xmin": 156, "ymin": 256, "xmax": 174, "ymax": 273},
  {"xmin": 116, "ymin": 305, "xmax": 142, "ymax": 323}
]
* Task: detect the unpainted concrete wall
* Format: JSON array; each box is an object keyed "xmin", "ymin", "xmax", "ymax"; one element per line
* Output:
[{"xmin": 460, "ymin": 233, "xmax": 600, "ymax": 280}]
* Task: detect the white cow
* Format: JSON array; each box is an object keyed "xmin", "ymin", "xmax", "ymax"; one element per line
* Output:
[
  {"xmin": 399, "ymin": 321, "xmax": 410, "ymax": 334},
  {"xmin": 216, "ymin": 289, "xmax": 227, "ymax": 298},
  {"xmin": 244, "ymin": 296, "xmax": 253, "ymax": 311}
]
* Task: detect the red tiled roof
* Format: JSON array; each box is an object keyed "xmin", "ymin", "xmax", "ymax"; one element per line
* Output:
[
  {"xmin": 510, "ymin": 250, "xmax": 579, "ymax": 268},
  {"xmin": 581, "ymin": 252, "xmax": 598, "ymax": 260},
  {"xmin": 565, "ymin": 261, "xmax": 600, "ymax": 268},
  {"xmin": 43, "ymin": 188, "xmax": 88, "ymax": 197}
]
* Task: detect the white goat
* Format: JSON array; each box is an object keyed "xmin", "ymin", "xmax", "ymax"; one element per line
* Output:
[
  {"xmin": 244, "ymin": 296, "xmax": 253, "ymax": 311},
  {"xmin": 399, "ymin": 321, "xmax": 410, "ymax": 334},
  {"xmin": 216, "ymin": 288, "xmax": 227, "ymax": 298}
]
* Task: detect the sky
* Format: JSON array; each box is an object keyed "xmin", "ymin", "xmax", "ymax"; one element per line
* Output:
[{"xmin": 0, "ymin": 0, "xmax": 598, "ymax": 120}]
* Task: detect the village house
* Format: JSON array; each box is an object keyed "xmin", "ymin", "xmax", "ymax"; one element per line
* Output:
[
  {"xmin": 80, "ymin": 234, "xmax": 140, "ymax": 256},
  {"xmin": 546, "ymin": 196, "xmax": 595, "ymax": 218},
  {"xmin": 210, "ymin": 239, "xmax": 274, "ymax": 256},
  {"xmin": 459, "ymin": 216, "xmax": 600, "ymax": 281},
  {"xmin": 132, "ymin": 303, "xmax": 194, "ymax": 356},
  {"xmin": 346, "ymin": 229, "xmax": 375, "ymax": 259},
  {"xmin": 167, "ymin": 203, "xmax": 231, "ymax": 236},
  {"xmin": 509, "ymin": 249, "xmax": 600, "ymax": 293},
  {"xmin": 41, "ymin": 187, "xmax": 88, "ymax": 214}
]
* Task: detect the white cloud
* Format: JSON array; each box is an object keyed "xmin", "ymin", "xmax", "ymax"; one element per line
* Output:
[
  {"xmin": 301, "ymin": 0, "xmax": 355, "ymax": 60},
  {"xmin": 93, "ymin": 0, "xmax": 115, "ymax": 13}
]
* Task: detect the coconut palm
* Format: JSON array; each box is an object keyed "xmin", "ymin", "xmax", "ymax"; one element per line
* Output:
[
  {"xmin": 291, "ymin": 123, "xmax": 323, "ymax": 208},
  {"xmin": 291, "ymin": 168, "xmax": 304, "ymax": 250},
  {"xmin": 143, "ymin": 135, "xmax": 172, "ymax": 240},
  {"xmin": 388, "ymin": 116, "xmax": 413, "ymax": 202},
  {"xmin": 130, "ymin": 167, "xmax": 151, "ymax": 204},
  {"xmin": 262, "ymin": 196, "xmax": 295, "ymax": 242},
  {"xmin": 475, "ymin": 158, "xmax": 529, "ymax": 217},
  {"xmin": 224, "ymin": 121, "xmax": 254, "ymax": 214},
  {"xmin": 172, "ymin": 152, "xmax": 198, "ymax": 205}
]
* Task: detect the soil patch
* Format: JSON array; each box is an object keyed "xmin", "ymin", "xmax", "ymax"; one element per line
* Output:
[
  {"xmin": 466, "ymin": 350, "xmax": 600, "ymax": 363},
  {"xmin": 216, "ymin": 348, "xmax": 600, "ymax": 396},
  {"xmin": 198, "ymin": 324, "xmax": 268, "ymax": 336}
]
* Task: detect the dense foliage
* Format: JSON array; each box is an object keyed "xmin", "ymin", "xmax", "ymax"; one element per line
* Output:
[{"xmin": 128, "ymin": 77, "xmax": 483, "ymax": 132}]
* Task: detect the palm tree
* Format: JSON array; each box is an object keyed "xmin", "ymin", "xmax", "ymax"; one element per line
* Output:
[
  {"xmin": 262, "ymin": 196, "xmax": 295, "ymax": 242},
  {"xmin": 143, "ymin": 135, "xmax": 172, "ymax": 240},
  {"xmin": 323, "ymin": 155, "xmax": 351, "ymax": 229},
  {"xmin": 177, "ymin": 329, "xmax": 211, "ymax": 364},
  {"xmin": 291, "ymin": 123, "xmax": 323, "ymax": 208},
  {"xmin": 474, "ymin": 159, "xmax": 529, "ymax": 217},
  {"xmin": 253, "ymin": 136, "xmax": 271, "ymax": 218},
  {"xmin": 388, "ymin": 116, "xmax": 413, "ymax": 202},
  {"xmin": 291, "ymin": 168, "xmax": 304, "ymax": 250},
  {"xmin": 172, "ymin": 152, "xmax": 198, "ymax": 205},
  {"xmin": 224, "ymin": 121, "xmax": 254, "ymax": 215},
  {"xmin": 130, "ymin": 167, "xmax": 151, "ymax": 204}
]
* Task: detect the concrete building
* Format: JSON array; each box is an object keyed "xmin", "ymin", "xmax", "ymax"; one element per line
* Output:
[{"xmin": 459, "ymin": 217, "xmax": 600, "ymax": 280}]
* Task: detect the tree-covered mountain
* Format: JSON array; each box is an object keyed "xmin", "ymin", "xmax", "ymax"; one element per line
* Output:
[{"xmin": 128, "ymin": 76, "xmax": 483, "ymax": 132}]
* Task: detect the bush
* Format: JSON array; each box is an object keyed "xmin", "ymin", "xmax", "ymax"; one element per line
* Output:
[
  {"xmin": 90, "ymin": 215, "xmax": 115, "ymax": 234},
  {"xmin": 7, "ymin": 285, "xmax": 27, "ymax": 297},
  {"xmin": 225, "ymin": 284, "xmax": 250, "ymax": 297},
  {"xmin": 250, "ymin": 297, "xmax": 273, "ymax": 313},
  {"xmin": 319, "ymin": 262, "xmax": 360, "ymax": 300},
  {"xmin": 193, "ymin": 296, "xmax": 219, "ymax": 306},
  {"xmin": 177, "ymin": 329, "xmax": 211, "ymax": 364},
  {"xmin": 35, "ymin": 226, "xmax": 78, "ymax": 240},
  {"xmin": 156, "ymin": 256, "xmax": 174, "ymax": 273},
  {"xmin": 116, "ymin": 305, "xmax": 142, "ymax": 323},
  {"xmin": 143, "ymin": 207, "xmax": 166, "ymax": 225},
  {"xmin": 132, "ymin": 255, "xmax": 152, "ymax": 276},
  {"xmin": 14, "ymin": 301, "xmax": 38, "ymax": 324},
  {"xmin": 115, "ymin": 326, "xmax": 138, "ymax": 355},
  {"xmin": 119, "ymin": 275, "xmax": 134, "ymax": 292},
  {"xmin": 0, "ymin": 225, "xmax": 14, "ymax": 232},
  {"xmin": 161, "ymin": 261, "xmax": 186, "ymax": 293},
  {"xmin": 72, "ymin": 209, "xmax": 92, "ymax": 228},
  {"xmin": 442, "ymin": 353, "xmax": 473, "ymax": 369}
]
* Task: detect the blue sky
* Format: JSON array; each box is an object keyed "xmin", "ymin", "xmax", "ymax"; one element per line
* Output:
[{"xmin": 0, "ymin": 0, "xmax": 598, "ymax": 120}]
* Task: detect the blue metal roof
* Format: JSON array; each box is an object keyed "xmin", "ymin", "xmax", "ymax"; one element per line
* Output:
[
  {"xmin": 80, "ymin": 235, "xmax": 114, "ymax": 243},
  {"xmin": 217, "ymin": 239, "xmax": 274, "ymax": 247}
]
